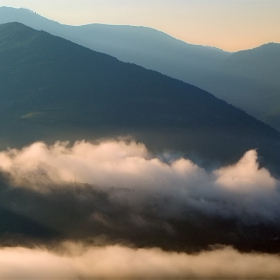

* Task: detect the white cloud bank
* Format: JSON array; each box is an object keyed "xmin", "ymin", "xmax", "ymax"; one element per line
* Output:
[
  {"xmin": 0, "ymin": 140, "xmax": 279, "ymax": 278},
  {"xmin": 1, "ymin": 244, "xmax": 280, "ymax": 279},
  {"xmin": 0, "ymin": 140, "xmax": 279, "ymax": 223}
]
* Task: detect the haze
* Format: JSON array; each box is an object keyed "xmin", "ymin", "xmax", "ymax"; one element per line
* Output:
[{"xmin": 1, "ymin": 0, "xmax": 280, "ymax": 51}]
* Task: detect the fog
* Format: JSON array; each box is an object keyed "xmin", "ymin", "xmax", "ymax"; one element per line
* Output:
[
  {"xmin": 0, "ymin": 139, "xmax": 278, "ymax": 256},
  {"xmin": 0, "ymin": 140, "xmax": 278, "ymax": 221},
  {"xmin": 1, "ymin": 244, "xmax": 280, "ymax": 279}
]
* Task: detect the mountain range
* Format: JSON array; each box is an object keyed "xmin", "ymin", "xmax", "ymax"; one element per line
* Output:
[
  {"xmin": 1, "ymin": 22, "xmax": 280, "ymax": 175},
  {"xmin": 1, "ymin": 7, "xmax": 280, "ymax": 130}
]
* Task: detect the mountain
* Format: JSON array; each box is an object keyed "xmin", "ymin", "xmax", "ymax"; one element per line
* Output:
[
  {"xmin": 222, "ymin": 43, "xmax": 280, "ymax": 124},
  {"xmin": 2, "ymin": 7, "xmax": 280, "ymax": 131},
  {"xmin": 0, "ymin": 22, "xmax": 280, "ymax": 174},
  {"xmin": 0, "ymin": 6, "xmax": 230, "ymax": 97},
  {"xmin": 0, "ymin": 7, "xmax": 229, "ymax": 73},
  {"xmin": 207, "ymin": 43, "xmax": 280, "ymax": 125}
]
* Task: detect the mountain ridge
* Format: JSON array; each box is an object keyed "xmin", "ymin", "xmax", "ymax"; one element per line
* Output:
[
  {"xmin": 0, "ymin": 6, "xmax": 227, "ymax": 52},
  {"xmin": 2, "ymin": 7, "xmax": 280, "ymax": 130},
  {"xmin": 1, "ymin": 22, "xmax": 280, "ymax": 175}
]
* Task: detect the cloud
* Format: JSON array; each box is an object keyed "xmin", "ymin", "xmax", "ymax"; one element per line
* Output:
[
  {"xmin": 1, "ymin": 244, "xmax": 280, "ymax": 279},
  {"xmin": 215, "ymin": 149, "xmax": 276, "ymax": 191},
  {"xmin": 0, "ymin": 139, "xmax": 279, "ymax": 253}
]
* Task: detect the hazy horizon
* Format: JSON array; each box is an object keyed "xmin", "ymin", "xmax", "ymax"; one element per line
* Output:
[{"xmin": 0, "ymin": 0, "xmax": 280, "ymax": 51}]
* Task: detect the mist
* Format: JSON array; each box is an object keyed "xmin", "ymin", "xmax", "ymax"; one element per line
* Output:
[
  {"xmin": 0, "ymin": 139, "xmax": 279, "ymax": 254},
  {"xmin": 1, "ymin": 244, "xmax": 280, "ymax": 279}
]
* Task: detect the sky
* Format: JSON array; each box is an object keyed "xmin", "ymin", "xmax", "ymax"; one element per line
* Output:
[{"xmin": 0, "ymin": 0, "xmax": 279, "ymax": 51}]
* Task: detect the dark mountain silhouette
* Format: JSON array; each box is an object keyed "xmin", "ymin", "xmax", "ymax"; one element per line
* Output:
[
  {"xmin": 2, "ymin": 7, "xmax": 280, "ymax": 131},
  {"xmin": 0, "ymin": 6, "xmax": 229, "ymax": 101},
  {"xmin": 1, "ymin": 22, "xmax": 280, "ymax": 174}
]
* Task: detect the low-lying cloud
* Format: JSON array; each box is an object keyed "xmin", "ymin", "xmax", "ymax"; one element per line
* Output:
[
  {"xmin": 0, "ymin": 139, "xmax": 279, "ymax": 254},
  {"xmin": 1, "ymin": 244, "xmax": 280, "ymax": 279}
]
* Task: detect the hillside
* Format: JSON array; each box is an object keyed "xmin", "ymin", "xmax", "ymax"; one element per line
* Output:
[
  {"xmin": 210, "ymin": 43, "xmax": 280, "ymax": 122},
  {"xmin": 0, "ymin": 6, "xmax": 230, "ymax": 95},
  {"xmin": 0, "ymin": 23, "xmax": 280, "ymax": 173},
  {"xmin": 2, "ymin": 7, "xmax": 280, "ymax": 131},
  {"xmin": 223, "ymin": 43, "xmax": 280, "ymax": 122}
]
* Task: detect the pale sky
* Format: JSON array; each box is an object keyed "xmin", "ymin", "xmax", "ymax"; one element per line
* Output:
[{"xmin": 0, "ymin": 0, "xmax": 279, "ymax": 51}]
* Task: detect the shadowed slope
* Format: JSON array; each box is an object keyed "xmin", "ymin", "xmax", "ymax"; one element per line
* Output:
[
  {"xmin": 0, "ymin": 23, "xmax": 280, "ymax": 173},
  {"xmin": 2, "ymin": 7, "xmax": 280, "ymax": 131}
]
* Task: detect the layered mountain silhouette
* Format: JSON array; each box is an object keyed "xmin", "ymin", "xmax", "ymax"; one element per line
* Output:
[
  {"xmin": 221, "ymin": 43, "xmax": 280, "ymax": 123},
  {"xmin": 1, "ymin": 22, "xmax": 280, "ymax": 173},
  {"xmin": 1, "ymin": 7, "xmax": 279, "ymax": 131}
]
